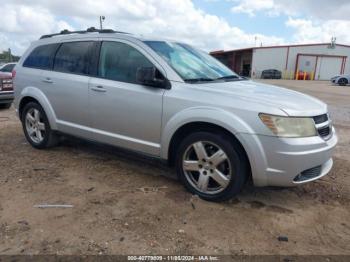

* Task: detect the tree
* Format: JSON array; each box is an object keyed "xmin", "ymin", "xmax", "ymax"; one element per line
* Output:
[{"xmin": 0, "ymin": 49, "xmax": 20, "ymax": 63}]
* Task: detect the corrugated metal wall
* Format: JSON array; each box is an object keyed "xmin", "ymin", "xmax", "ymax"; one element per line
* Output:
[{"xmin": 251, "ymin": 44, "xmax": 350, "ymax": 80}]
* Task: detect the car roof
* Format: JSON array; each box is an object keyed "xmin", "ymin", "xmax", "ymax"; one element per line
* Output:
[
  {"xmin": 34, "ymin": 29, "xmax": 180, "ymax": 47},
  {"xmin": 33, "ymin": 32, "xmax": 136, "ymax": 44}
]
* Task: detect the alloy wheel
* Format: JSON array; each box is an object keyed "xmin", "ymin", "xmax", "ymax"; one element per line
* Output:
[
  {"xmin": 182, "ymin": 141, "xmax": 232, "ymax": 194},
  {"xmin": 25, "ymin": 108, "xmax": 46, "ymax": 143}
]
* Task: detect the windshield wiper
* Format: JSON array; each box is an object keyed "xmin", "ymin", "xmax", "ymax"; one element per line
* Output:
[
  {"xmin": 215, "ymin": 75, "xmax": 239, "ymax": 80},
  {"xmin": 184, "ymin": 78, "xmax": 214, "ymax": 83}
]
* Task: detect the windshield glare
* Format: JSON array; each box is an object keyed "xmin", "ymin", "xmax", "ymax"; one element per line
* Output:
[{"xmin": 144, "ymin": 41, "xmax": 238, "ymax": 81}]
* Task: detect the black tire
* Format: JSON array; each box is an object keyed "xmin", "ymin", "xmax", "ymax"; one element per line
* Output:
[
  {"xmin": 21, "ymin": 102, "xmax": 58, "ymax": 149},
  {"xmin": 0, "ymin": 103, "xmax": 11, "ymax": 109},
  {"xmin": 338, "ymin": 78, "xmax": 348, "ymax": 86},
  {"xmin": 175, "ymin": 131, "xmax": 248, "ymax": 202}
]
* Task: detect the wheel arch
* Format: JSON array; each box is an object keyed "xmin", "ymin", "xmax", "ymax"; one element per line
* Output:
[
  {"xmin": 18, "ymin": 87, "xmax": 57, "ymax": 130},
  {"xmin": 166, "ymin": 121, "xmax": 251, "ymax": 171},
  {"xmin": 161, "ymin": 107, "xmax": 261, "ymax": 183},
  {"xmin": 338, "ymin": 77, "xmax": 348, "ymax": 85},
  {"xmin": 161, "ymin": 107, "xmax": 255, "ymax": 157}
]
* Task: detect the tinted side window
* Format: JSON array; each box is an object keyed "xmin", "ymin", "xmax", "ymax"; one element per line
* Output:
[
  {"xmin": 23, "ymin": 44, "xmax": 59, "ymax": 69},
  {"xmin": 54, "ymin": 42, "xmax": 93, "ymax": 75},
  {"xmin": 98, "ymin": 41, "xmax": 153, "ymax": 83}
]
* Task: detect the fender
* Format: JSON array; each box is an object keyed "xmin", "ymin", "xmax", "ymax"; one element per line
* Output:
[
  {"xmin": 18, "ymin": 86, "xmax": 58, "ymax": 130},
  {"xmin": 160, "ymin": 106, "xmax": 270, "ymax": 187},
  {"xmin": 160, "ymin": 106, "xmax": 256, "ymax": 159}
]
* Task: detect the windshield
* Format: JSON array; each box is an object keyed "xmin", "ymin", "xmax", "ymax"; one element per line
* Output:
[
  {"xmin": 143, "ymin": 41, "xmax": 239, "ymax": 82},
  {"xmin": 0, "ymin": 64, "xmax": 15, "ymax": 72}
]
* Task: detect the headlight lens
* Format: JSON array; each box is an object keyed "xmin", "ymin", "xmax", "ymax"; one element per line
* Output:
[{"xmin": 259, "ymin": 113, "xmax": 317, "ymax": 137}]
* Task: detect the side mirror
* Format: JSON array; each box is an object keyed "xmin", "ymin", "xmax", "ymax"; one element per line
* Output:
[{"xmin": 136, "ymin": 67, "xmax": 170, "ymax": 89}]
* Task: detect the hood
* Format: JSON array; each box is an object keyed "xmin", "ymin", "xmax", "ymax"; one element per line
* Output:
[
  {"xmin": 333, "ymin": 74, "xmax": 349, "ymax": 78},
  {"xmin": 197, "ymin": 80, "xmax": 327, "ymax": 117}
]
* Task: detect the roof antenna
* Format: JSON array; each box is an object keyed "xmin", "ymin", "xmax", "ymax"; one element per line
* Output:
[
  {"xmin": 330, "ymin": 36, "xmax": 336, "ymax": 49},
  {"xmin": 99, "ymin": 16, "xmax": 105, "ymax": 30}
]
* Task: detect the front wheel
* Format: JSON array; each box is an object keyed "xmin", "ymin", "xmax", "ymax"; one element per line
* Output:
[
  {"xmin": 21, "ymin": 102, "xmax": 58, "ymax": 149},
  {"xmin": 338, "ymin": 78, "xmax": 348, "ymax": 86},
  {"xmin": 175, "ymin": 131, "xmax": 248, "ymax": 202}
]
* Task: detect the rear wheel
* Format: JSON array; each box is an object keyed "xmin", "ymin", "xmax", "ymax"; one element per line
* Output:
[
  {"xmin": 176, "ymin": 131, "xmax": 248, "ymax": 202},
  {"xmin": 338, "ymin": 78, "xmax": 348, "ymax": 86},
  {"xmin": 21, "ymin": 102, "xmax": 58, "ymax": 149}
]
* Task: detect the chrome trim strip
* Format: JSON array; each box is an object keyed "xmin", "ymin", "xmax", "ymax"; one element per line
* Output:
[
  {"xmin": 56, "ymin": 120, "xmax": 161, "ymax": 149},
  {"xmin": 315, "ymin": 120, "xmax": 331, "ymax": 129}
]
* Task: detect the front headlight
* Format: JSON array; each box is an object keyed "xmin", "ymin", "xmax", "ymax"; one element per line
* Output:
[{"xmin": 259, "ymin": 113, "xmax": 317, "ymax": 137}]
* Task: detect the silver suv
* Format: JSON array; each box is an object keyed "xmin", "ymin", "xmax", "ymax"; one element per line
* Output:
[{"xmin": 14, "ymin": 28, "xmax": 337, "ymax": 201}]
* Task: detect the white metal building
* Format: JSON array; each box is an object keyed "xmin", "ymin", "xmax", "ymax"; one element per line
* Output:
[{"xmin": 211, "ymin": 43, "xmax": 350, "ymax": 80}]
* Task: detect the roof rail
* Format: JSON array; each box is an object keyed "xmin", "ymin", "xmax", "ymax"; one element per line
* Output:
[{"xmin": 39, "ymin": 27, "xmax": 129, "ymax": 39}]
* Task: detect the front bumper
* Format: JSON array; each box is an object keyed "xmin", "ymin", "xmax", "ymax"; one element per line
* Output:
[
  {"xmin": 0, "ymin": 91, "xmax": 14, "ymax": 104},
  {"xmin": 237, "ymin": 127, "xmax": 338, "ymax": 187}
]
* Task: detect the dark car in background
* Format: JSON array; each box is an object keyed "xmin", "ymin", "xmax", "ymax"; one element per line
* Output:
[
  {"xmin": 261, "ymin": 69, "xmax": 282, "ymax": 79},
  {"xmin": 0, "ymin": 74, "xmax": 14, "ymax": 109}
]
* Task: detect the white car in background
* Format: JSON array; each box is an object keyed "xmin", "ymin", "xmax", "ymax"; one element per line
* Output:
[{"xmin": 331, "ymin": 74, "xmax": 350, "ymax": 86}]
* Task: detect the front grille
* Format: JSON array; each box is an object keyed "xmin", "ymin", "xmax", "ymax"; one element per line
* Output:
[
  {"xmin": 313, "ymin": 114, "xmax": 328, "ymax": 124},
  {"xmin": 313, "ymin": 114, "xmax": 332, "ymax": 139},
  {"xmin": 294, "ymin": 165, "xmax": 322, "ymax": 182}
]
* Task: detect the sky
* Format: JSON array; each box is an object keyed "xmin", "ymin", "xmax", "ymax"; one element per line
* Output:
[{"xmin": 1, "ymin": 0, "xmax": 350, "ymax": 55}]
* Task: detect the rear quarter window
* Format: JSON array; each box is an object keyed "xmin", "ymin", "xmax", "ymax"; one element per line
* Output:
[{"xmin": 23, "ymin": 44, "xmax": 59, "ymax": 70}]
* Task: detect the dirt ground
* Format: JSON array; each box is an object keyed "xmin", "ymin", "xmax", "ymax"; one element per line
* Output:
[{"xmin": 0, "ymin": 80, "xmax": 349, "ymax": 256}]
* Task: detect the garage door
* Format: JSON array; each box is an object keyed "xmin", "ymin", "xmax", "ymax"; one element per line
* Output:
[
  {"xmin": 298, "ymin": 55, "xmax": 317, "ymax": 73},
  {"xmin": 315, "ymin": 57, "xmax": 343, "ymax": 80}
]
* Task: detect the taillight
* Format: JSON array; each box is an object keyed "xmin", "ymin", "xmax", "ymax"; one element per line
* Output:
[
  {"xmin": 12, "ymin": 69, "xmax": 16, "ymax": 78},
  {"xmin": 1, "ymin": 79, "xmax": 13, "ymax": 91}
]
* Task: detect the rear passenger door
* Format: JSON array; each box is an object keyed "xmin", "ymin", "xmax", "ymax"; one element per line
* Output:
[
  {"xmin": 43, "ymin": 41, "xmax": 95, "ymax": 136},
  {"xmin": 89, "ymin": 40, "xmax": 165, "ymax": 156}
]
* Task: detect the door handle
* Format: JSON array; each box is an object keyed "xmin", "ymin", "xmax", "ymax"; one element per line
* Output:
[
  {"xmin": 42, "ymin": 77, "xmax": 53, "ymax": 84},
  {"xmin": 91, "ymin": 85, "xmax": 107, "ymax": 92}
]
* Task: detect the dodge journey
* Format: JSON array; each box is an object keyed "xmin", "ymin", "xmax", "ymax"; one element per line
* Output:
[{"xmin": 14, "ymin": 28, "xmax": 337, "ymax": 201}]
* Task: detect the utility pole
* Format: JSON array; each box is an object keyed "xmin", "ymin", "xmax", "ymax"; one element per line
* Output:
[
  {"xmin": 331, "ymin": 36, "xmax": 336, "ymax": 48},
  {"xmin": 99, "ymin": 16, "xmax": 105, "ymax": 30},
  {"xmin": 8, "ymin": 48, "xmax": 12, "ymax": 62}
]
